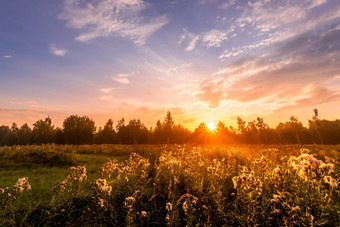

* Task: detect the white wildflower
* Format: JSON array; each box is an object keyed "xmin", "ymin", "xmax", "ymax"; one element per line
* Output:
[
  {"xmin": 124, "ymin": 196, "xmax": 135, "ymax": 209},
  {"xmin": 13, "ymin": 177, "xmax": 31, "ymax": 193},
  {"xmin": 95, "ymin": 178, "xmax": 112, "ymax": 195},
  {"xmin": 141, "ymin": 211, "xmax": 147, "ymax": 217},
  {"xmin": 182, "ymin": 201, "xmax": 189, "ymax": 213},
  {"xmin": 166, "ymin": 202, "xmax": 172, "ymax": 212}
]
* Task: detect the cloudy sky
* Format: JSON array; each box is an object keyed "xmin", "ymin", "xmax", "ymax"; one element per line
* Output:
[{"xmin": 1, "ymin": 0, "xmax": 340, "ymax": 129}]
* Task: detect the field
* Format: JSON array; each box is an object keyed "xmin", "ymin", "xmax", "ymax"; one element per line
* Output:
[{"xmin": 0, "ymin": 144, "xmax": 339, "ymax": 226}]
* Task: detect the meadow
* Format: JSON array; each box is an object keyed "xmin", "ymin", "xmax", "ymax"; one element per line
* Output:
[{"xmin": 0, "ymin": 144, "xmax": 339, "ymax": 226}]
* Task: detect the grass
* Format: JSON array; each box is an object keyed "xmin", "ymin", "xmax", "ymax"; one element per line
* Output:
[{"xmin": 0, "ymin": 144, "xmax": 339, "ymax": 226}]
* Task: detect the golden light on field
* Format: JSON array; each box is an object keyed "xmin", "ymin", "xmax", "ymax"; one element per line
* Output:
[{"xmin": 207, "ymin": 122, "xmax": 216, "ymax": 131}]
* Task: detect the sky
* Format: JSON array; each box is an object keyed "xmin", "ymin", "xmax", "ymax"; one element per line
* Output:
[{"xmin": 1, "ymin": 0, "xmax": 340, "ymax": 130}]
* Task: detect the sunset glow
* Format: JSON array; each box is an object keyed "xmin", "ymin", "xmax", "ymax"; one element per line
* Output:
[
  {"xmin": 207, "ymin": 123, "xmax": 216, "ymax": 131},
  {"xmin": 1, "ymin": 0, "xmax": 340, "ymax": 129}
]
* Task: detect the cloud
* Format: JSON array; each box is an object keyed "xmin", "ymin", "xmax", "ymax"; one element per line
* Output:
[
  {"xmin": 219, "ymin": 0, "xmax": 236, "ymax": 9},
  {"xmin": 3, "ymin": 55, "xmax": 12, "ymax": 58},
  {"xmin": 59, "ymin": 0, "xmax": 169, "ymax": 44},
  {"xmin": 167, "ymin": 63, "xmax": 192, "ymax": 73},
  {"xmin": 180, "ymin": 28, "xmax": 233, "ymax": 51},
  {"xmin": 99, "ymin": 88, "xmax": 115, "ymax": 93},
  {"xmin": 219, "ymin": 0, "xmax": 338, "ymax": 60},
  {"xmin": 179, "ymin": 17, "xmax": 340, "ymax": 110},
  {"xmin": 111, "ymin": 71, "xmax": 139, "ymax": 84},
  {"xmin": 49, "ymin": 44, "xmax": 67, "ymax": 56},
  {"xmin": 202, "ymin": 29, "xmax": 229, "ymax": 47},
  {"xmin": 196, "ymin": 78, "xmax": 224, "ymax": 108}
]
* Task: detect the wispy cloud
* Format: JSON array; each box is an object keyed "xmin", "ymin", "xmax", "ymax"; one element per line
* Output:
[
  {"xmin": 111, "ymin": 71, "xmax": 139, "ymax": 84},
  {"xmin": 176, "ymin": 15, "xmax": 340, "ymax": 111},
  {"xmin": 219, "ymin": 0, "xmax": 236, "ymax": 9},
  {"xmin": 59, "ymin": 0, "xmax": 169, "ymax": 44},
  {"xmin": 202, "ymin": 29, "xmax": 229, "ymax": 47},
  {"xmin": 219, "ymin": 0, "xmax": 336, "ymax": 60},
  {"xmin": 3, "ymin": 55, "xmax": 12, "ymax": 58},
  {"xmin": 167, "ymin": 63, "xmax": 192, "ymax": 73},
  {"xmin": 99, "ymin": 88, "xmax": 115, "ymax": 93},
  {"xmin": 49, "ymin": 44, "xmax": 67, "ymax": 56},
  {"xmin": 180, "ymin": 28, "xmax": 234, "ymax": 51}
]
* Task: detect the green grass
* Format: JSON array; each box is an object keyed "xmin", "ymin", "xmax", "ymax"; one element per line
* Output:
[{"xmin": 0, "ymin": 153, "xmax": 129, "ymax": 201}]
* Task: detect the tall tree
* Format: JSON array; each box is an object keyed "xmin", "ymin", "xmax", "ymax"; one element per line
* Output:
[
  {"xmin": 0, "ymin": 125, "xmax": 11, "ymax": 146},
  {"xmin": 18, "ymin": 123, "xmax": 32, "ymax": 145},
  {"xmin": 101, "ymin": 119, "xmax": 116, "ymax": 144},
  {"xmin": 63, "ymin": 115, "xmax": 96, "ymax": 145},
  {"xmin": 32, "ymin": 117, "xmax": 55, "ymax": 144},
  {"xmin": 163, "ymin": 111, "xmax": 175, "ymax": 144}
]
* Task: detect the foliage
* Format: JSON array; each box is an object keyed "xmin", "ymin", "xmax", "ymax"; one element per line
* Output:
[
  {"xmin": 2, "ymin": 110, "xmax": 340, "ymax": 146},
  {"xmin": 63, "ymin": 115, "xmax": 96, "ymax": 145},
  {"xmin": 0, "ymin": 144, "xmax": 339, "ymax": 226}
]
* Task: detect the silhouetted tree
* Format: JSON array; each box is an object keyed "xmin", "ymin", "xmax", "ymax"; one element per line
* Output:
[
  {"xmin": 116, "ymin": 118, "xmax": 125, "ymax": 144},
  {"xmin": 0, "ymin": 125, "xmax": 11, "ymax": 146},
  {"xmin": 237, "ymin": 117, "xmax": 246, "ymax": 143},
  {"xmin": 96, "ymin": 119, "xmax": 117, "ymax": 144},
  {"xmin": 18, "ymin": 123, "xmax": 32, "ymax": 145},
  {"xmin": 63, "ymin": 115, "xmax": 96, "ymax": 145},
  {"xmin": 125, "ymin": 119, "xmax": 148, "ymax": 144},
  {"xmin": 163, "ymin": 111, "xmax": 175, "ymax": 144},
  {"xmin": 308, "ymin": 109, "xmax": 323, "ymax": 144},
  {"xmin": 32, "ymin": 117, "xmax": 55, "ymax": 144}
]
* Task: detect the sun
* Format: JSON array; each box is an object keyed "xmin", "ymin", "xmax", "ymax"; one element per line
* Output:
[{"xmin": 207, "ymin": 122, "xmax": 216, "ymax": 131}]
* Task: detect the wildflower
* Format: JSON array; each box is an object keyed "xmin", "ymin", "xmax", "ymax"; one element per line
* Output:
[
  {"xmin": 293, "ymin": 206, "xmax": 300, "ymax": 211},
  {"xmin": 298, "ymin": 154, "xmax": 323, "ymax": 167},
  {"xmin": 182, "ymin": 201, "xmax": 189, "ymax": 213},
  {"xmin": 98, "ymin": 197, "xmax": 105, "ymax": 208},
  {"xmin": 166, "ymin": 202, "xmax": 172, "ymax": 212},
  {"xmin": 270, "ymin": 194, "xmax": 279, "ymax": 203},
  {"xmin": 58, "ymin": 175, "xmax": 71, "ymax": 190},
  {"xmin": 70, "ymin": 166, "xmax": 87, "ymax": 182},
  {"xmin": 273, "ymin": 166, "xmax": 282, "ymax": 174},
  {"xmin": 0, "ymin": 187, "xmax": 8, "ymax": 194},
  {"xmin": 319, "ymin": 163, "xmax": 334, "ymax": 173},
  {"xmin": 141, "ymin": 211, "xmax": 147, "ymax": 217},
  {"xmin": 324, "ymin": 176, "xmax": 338, "ymax": 188},
  {"xmin": 273, "ymin": 208, "xmax": 281, "ymax": 214},
  {"xmin": 13, "ymin": 177, "xmax": 31, "ymax": 193},
  {"xmin": 124, "ymin": 196, "xmax": 135, "ymax": 209},
  {"xmin": 95, "ymin": 178, "xmax": 112, "ymax": 195}
]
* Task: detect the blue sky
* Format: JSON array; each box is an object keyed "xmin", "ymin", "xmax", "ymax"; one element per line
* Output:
[{"xmin": 1, "ymin": 0, "xmax": 340, "ymax": 129}]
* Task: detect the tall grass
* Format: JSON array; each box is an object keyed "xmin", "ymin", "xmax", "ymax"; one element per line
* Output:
[{"xmin": 0, "ymin": 144, "xmax": 339, "ymax": 226}]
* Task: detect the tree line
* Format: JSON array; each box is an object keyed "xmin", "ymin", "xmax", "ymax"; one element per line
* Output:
[{"xmin": 0, "ymin": 109, "xmax": 339, "ymax": 146}]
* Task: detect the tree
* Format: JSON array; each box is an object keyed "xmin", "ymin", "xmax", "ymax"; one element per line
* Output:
[
  {"xmin": 237, "ymin": 117, "xmax": 246, "ymax": 143},
  {"xmin": 0, "ymin": 125, "xmax": 11, "ymax": 146},
  {"xmin": 163, "ymin": 111, "xmax": 175, "ymax": 144},
  {"xmin": 245, "ymin": 121, "xmax": 258, "ymax": 144},
  {"xmin": 308, "ymin": 109, "xmax": 323, "ymax": 144},
  {"xmin": 193, "ymin": 123, "xmax": 210, "ymax": 144},
  {"xmin": 18, "ymin": 123, "xmax": 32, "ymax": 145},
  {"xmin": 116, "ymin": 118, "xmax": 126, "ymax": 144},
  {"xmin": 153, "ymin": 120, "xmax": 164, "ymax": 144},
  {"xmin": 63, "ymin": 115, "xmax": 96, "ymax": 145},
  {"xmin": 96, "ymin": 119, "xmax": 117, "ymax": 144},
  {"xmin": 32, "ymin": 117, "xmax": 55, "ymax": 144},
  {"xmin": 125, "ymin": 119, "xmax": 148, "ymax": 144}
]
